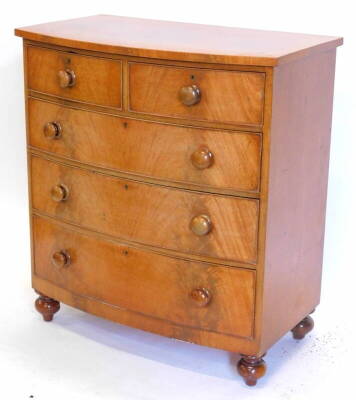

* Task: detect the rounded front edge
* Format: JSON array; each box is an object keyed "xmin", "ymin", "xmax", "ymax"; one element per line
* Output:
[{"xmin": 32, "ymin": 276, "xmax": 260, "ymax": 355}]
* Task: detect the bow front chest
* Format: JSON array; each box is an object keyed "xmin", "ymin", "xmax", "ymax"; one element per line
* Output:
[{"xmin": 15, "ymin": 15, "xmax": 342, "ymax": 386}]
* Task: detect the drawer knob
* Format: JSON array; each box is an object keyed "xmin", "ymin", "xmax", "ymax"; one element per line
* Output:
[
  {"xmin": 190, "ymin": 214, "xmax": 212, "ymax": 236},
  {"xmin": 51, "ymin": 250, "xmax": 71, "ymax": 268},
  {"xmin": 191, "ymin": 147, "xmax": 214, "ymax": 169},
  {"xmin": 51, "ymin": 184, "xmax": 69, "ymax": 202},
  {"xmin": 44, "ymin": 122, "xmax": 62, "ymax": 139},
  {"xmin": 58, "ymin": 69, "xmax": 76, "ymax": 88},
  {"xmin": 179, "ymin": 85, "xmax": 201, "ymax": 106},
  {"xmin": 190, "ymin": 288, "xmax": 211, "ymax": 307}
]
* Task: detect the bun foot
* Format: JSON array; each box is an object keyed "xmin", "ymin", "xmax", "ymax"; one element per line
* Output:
[
  {"xmin": 237, "ymin": 354, "xmax": 266, "ymax": 386},
  {"xmin": 35, "ymin": 291, "xmax": 60, "ymax": 322},
  {"xmin": 291, "ymin": 315, "xmax": 314, "ymax": 339}
]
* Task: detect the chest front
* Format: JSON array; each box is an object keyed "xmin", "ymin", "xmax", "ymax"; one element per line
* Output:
[{"xmin": 15, "ymin": 15, "xmax": 342, "ymax": 386}]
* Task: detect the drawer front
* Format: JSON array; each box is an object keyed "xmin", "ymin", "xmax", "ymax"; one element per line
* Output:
[
  {"xmin": 27, "ymin": 46, "xmax": 122, "ymax": 108},
  {"xmin": 29, "ymin": 98, "xmax": 261, "ymax": 193},
  {"xmin": 129, "ymin": 62, "xmax": 265, "ymax": 126},
  {"xmin": 33, "ymin": 216, "xmax": 255, "ymax": 338},
  {"xmin": 31, "ymin": 156, "xmax": 259, "ymax": 264}
]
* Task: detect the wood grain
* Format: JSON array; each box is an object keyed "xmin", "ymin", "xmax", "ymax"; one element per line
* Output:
[
  {"xmin": 30, "ymin": 156, "xmax": 259, "ymax": 264},
  {"xmin": 33, "ymin": 215, "xmax": 255, "ymax": 338},
  {"xmin": 15, "ymin": 15, "xmax": 343, "ymax": 66},
  {"xmin": 129, "ymin": 62, "xmax": 265, "ymax": 126},
  {"xmin": 28, "ymin": 98, "xmax": 261, "ymax": 193},
  {"xmin": 259, "ymin": 49, "xmax": 337, "ymax": 353},
  {"xmin": 27, "ymin": 46, "xmax": 122, "ymax": 108},
  {"xmin": 35, "ymin": 291, "xmax": 60, "ymax": 321},
  {"xmin": 15, "ymin": 15, "xmax": 342, "ymax": 377},
  {"xmin": 33, "ymin": 273, "xmax": 260, "ymax": 354}
]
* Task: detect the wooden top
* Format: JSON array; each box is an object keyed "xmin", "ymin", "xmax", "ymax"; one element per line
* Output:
[{"xmin": 15, "ymin": 15, "xmax": 343, "ymax": 66}]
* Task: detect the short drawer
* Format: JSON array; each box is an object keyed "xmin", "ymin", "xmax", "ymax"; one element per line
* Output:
[
  {"xmin": 27, "ymin": 46, "xmax": 122, "ymax": 108},
  {"xmin": 31, "ymin": 156, "xmax": 259, "ymax": 265},
  {"xmin": 129, "ymin": 62, "xmax": 265, "ymax": 126},
  {"xmin": 33, "ymin": 216, "xmax": 255, "ymax": 338},
  {"xmin": 28, "ymin": 98, "xmax": 261, "ymax": 193}
]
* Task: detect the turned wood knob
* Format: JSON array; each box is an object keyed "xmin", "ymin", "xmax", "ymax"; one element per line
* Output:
[
  {"xmin": 190, "ymin": 214, "xmax": 212, "ymax": 236},
  {"xmin": 237, "ymin": 354, "xmax": 267, "ymax": 386},
  {"xmin": 51, "ymin": 250, "xmax": 71, "ymax": 268},
  {"xmin": 35, "ymin": 291, "xmax": 60, "ymax": 321},
  {"xmin": 179, "ymin": 85, "xmax": 201, "ymax": 106},
  {"xmin": 58, "ymin": 69, "xmax": 76, "ymax": 88},
  {"xmin": 51, "ymin": 184, "xmax": 69, "ymax": 202},
  {"xmin": 43, "ymin": 121, "xmax": 62, "ymax": 139},
  {"xmin": 191, "ymin": 147, "xmax": 214, "ymax": 169},
  {"xmin": 190, "ymin": 288, "xmax": 211, "ymax": 307},
  {"xmin": 291, "ymin": 315, "xmax": 314, "ymax": 339}
]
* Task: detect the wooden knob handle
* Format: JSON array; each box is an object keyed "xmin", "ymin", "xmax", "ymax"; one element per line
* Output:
[
  {"xmin": 51, "ymin": 184, "xmax": 69, "ymax": 202},
  {"xmin": 58, "ymin": 69, "xmax": 76, "ymax": 88},
  {"xmin": 190, "ymin": 214, "xmax": 212, "ymax": 236},
  {"xmin": 179, "ymin": 85, "xmax": 201, "ymax": 106},
  {"xmin": 190, "ymin": 288, "xmax": 211, "ymax": 307},
  {"xmin": 44, "ymin": 122, "xmax": 62, "ymax": 139},
  {"xmin": 191, "ymin": 147, "xmax": 214, "ymax": 169},
  {"xmin": 51, "ymin": 250, "xmax": 71, "ymax": 268}
]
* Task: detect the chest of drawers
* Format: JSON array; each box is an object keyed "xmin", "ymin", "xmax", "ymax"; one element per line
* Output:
[{"xmin": 15, "ymin": 15, "xmax": 342, "ymax": 386}]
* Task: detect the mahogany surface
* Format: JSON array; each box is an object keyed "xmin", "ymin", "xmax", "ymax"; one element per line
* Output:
[
  {"xmin": 15, "ymin": 15, "xmax": 343, "ymax": 386},
  {"xmin": 34, "ymin": 291, "xmax": 60, "ymax": 321},
  {"xmin": 30, "ymin": 155, "xmax": 259, "ymax": 265},
  {"xmin": 15, "ymin": 15, "xmax": 342, "ymax": 66},
  {"xmin": 33, "ymin": 215, "xmax": 255, "ymax": 338},
  {"xmin": 237, "ymin": 354, "xmax": 267, "ymax": 386},
  {"xmin": 28, "ymin": 98, "xmax": 261, "ymax": 194},
  {"xmin": 129, "ymin": 62, "xmax": 265, "ymax": 126},
  {"xmin": 291, "ymin": 315, "xmax": 315, "ymax": 340},
  {"xmin": 27, "ymin": 46, "xmax": 122, "ymax": 108},
  {"xmin": 259, "ymin": 49, "xmax": 337, "ymax": 353}
]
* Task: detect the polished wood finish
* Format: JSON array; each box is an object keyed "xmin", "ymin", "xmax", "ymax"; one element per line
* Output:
[
  {"xmin": 43, "ymin": 121, "xmax": 62, "ymax": 139},
  {"xmin": 15, "ymin": 15, "xmax": 343, "ymax": 66},
  {"xmin": 58, "ymin": 69, "xmax": 76, "ymax": 88},
  {"xmin": 179, "ymin": 85, "xmax": 201, "ymax": 106},
  {"xmin": 30, "ymin": 156, "xmax": 259, "ymax": 264},
  {"xmin": 190, "ymin": 146, "xmax": 214, "ymax": 170},
  {"xmin": 27, "ymin": 46, "xmax": 122, "ymax": 108},
  {"xmin": 259, "ymin": 49, "xmax": 338, "ymax": 354},
  {"xmin": 51, "ymin": 250, "xmax": 71, "ymax": 268},
  {"xmin": 33, "ymin": 216, "xmax": 255, "ymax": 338},
  {"xmin": 190, "ymin": 214, "xmax": 212, "ymax": 236},
  {"xmin": 50, "ymin": 184, "xmax": 69, "ymax": 202},
  {"xmin": 33, "ymin": 271, "xmax": 258, "ymax": 354},
  {"xmin": 28, "ymin": 98, "xmax": 261, "ymax": 194},
  {"xmin": 190, "ymin": 288, "xmax": 212, "ymax": 307},
  {"xmin": 237, "ymin": 354, "xmax": 266, "ymax": 386},
  {"xmin": 35, "ymin": 291, "xmax": 60, "ymax": 321},
  {"xmin": 291, "ymin": 315, "xmax": 314, "ymax": 340},
  {"xmin": 129, "ymin": 62, "xmax": 265, "ymax": 126},
  {"xmin": 16, "ymin": 16, "xmax": 342, "ymax": 386}
]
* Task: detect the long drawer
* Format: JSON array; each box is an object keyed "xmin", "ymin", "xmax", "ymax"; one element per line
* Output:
[
  {"xmin": 27, "ymin": 46, "xmax": 122, "ymax": 108},
  {"xmin": 33, "ymin": 215, "xmax": 255, "ymax": 338},
  {"xmin": 28, "ymin": 98, "xmax": 261, "ymax": 193},
  {"xmin": 129, "ymin": 62, "xmax": 265, "ymax": 126},
  {"xmin": 30, "ymin": 156, "xmax": 259, "ymax": 265}
]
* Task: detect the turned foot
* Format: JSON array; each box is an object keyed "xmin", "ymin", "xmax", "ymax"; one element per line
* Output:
[
  {"xmin": 237, "ymin": 354, "xmax": 267, "ymax": 386},
  {"xmin": 35, "ymin": 291, "xmax": 60, "ymax": 321},
  {"xmin": 291, "ymin": 315, "xmax": 314, "ymax": 339}
]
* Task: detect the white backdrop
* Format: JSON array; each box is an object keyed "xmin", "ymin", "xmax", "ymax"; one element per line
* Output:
[{"xmin": 0, "ymin": 1, "xmax": 355, "ymax": 399}]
